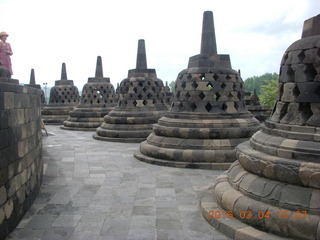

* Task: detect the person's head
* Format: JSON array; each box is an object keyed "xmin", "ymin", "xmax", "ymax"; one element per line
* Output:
[{"xmin": 0, "ymin": 32, "xmax": 9, "ymax": 42}]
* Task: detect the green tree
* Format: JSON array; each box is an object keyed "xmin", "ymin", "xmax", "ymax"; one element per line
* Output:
[
  {"xmin": 244, "ymin": 73, "xmax": 278, "ymax": 95},
  {"xmin": 259, "ymin": 79, "xmax": 278, "ymax": 108},
  {"xmin": 169, "ymin": 81, "xmax": 175, "ymax": 93}
]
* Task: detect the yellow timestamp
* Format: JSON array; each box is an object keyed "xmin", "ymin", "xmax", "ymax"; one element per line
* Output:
[{"xmin": 208, "ymin": 210, "xmax": 308, "ymax": 220}]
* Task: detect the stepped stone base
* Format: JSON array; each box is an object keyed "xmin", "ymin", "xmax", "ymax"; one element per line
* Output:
[
  {"xmin": 200, "ymin": 160, "xmax": 320, "ymax": 240},
  {"xmin": 199, "ymin": 189, "xmax": 290, "ymax": 240},
  {"xmin": 134, "ymin": 150, "xmax": 230, "ymax": 169},
  {"xmin": 42, "ymin": 106, "xmax": 75, "ymax": 125},
  {"xmin": 92, "ymin": 133, "xmax": 147, "ymax": 143},
  {"xmin": 62, "ymin": 108, "xmax": 113, "ymax": 131}
]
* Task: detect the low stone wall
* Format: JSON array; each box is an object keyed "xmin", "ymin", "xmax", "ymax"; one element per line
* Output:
[{"xmin": 0, "ymin": 80, "xmax": 43, "ymax": 240}]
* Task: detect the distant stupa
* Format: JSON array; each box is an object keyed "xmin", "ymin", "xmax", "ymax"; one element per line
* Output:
[
  {"xmin": 61, "ymin": 56, "xmax": 117, "ymax": 131},
  {"xmin": 93, "ymin": 39, "xmax": 168, "ymax": 143},
  {"xmin": 25, "ymin": 69, "xmax": 46, "ymax": 105},
  {"xmin": 41, "ymin": 63, "xmax": 80, "ymax": 125}
]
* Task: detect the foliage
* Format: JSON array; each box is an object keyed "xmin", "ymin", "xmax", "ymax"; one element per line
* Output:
[
  {"xmin": 259, "ymin": 79, "xmax": 278, "ymax": 108},
  {"xmin": 169, "ymin": 81, "xmax": 175, "ymax": 93},
  {"xmin": 244, "ymin": 73, "xmax": 278, "ymax": 95}
]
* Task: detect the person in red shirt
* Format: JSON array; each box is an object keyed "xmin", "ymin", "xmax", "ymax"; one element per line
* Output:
[{"xmin": 0, "ymin": 31, "xmax": 13, "ymax": 75}]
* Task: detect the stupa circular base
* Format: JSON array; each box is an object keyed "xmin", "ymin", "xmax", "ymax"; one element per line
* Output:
[
  {"xmin": 201, "ymin": 161, "xmax": 320, "ymax": 240},
  {"xmin": 61, "ymin": 119, "xmax": 103, "ymax": 131},
  {"xmin": 134, "ymin": 150, "xmax": 230, "ymax": 170},
  {"xmin": 199, "ymin": 191, "xmax": 287, "ymax": 240},
  {"xmin": 60, "ymin": 125, "xmax": 97, "ymax": 131},
  {"xmin": 42, "ymin": 115, "xmax": 69, "ymax": 125},
  {"xmin": 92, "ymin": 133, "xmax": 146, "ymax": 143},
  {"xmin": 42, "ymin": 106, "xmax": 75, "ymax": 125}
]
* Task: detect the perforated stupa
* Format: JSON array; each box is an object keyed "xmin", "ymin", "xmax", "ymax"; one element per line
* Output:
[
  {"xmin": 93, "ymin": 39, "xmax": 168, "ymax": 142},
  {"xmin": 135, "ymin": 11, "xmax": 260, "ymax": 169},
  {"xmin": 61, "ymin": 56, "xmax": 116, "ymax": 131},
  {"xmin": 200, "ymin": 14, "xmax": 320, "ymax": 240},
  {"xmin": 41, "ymin": 63, "xmax": 80, "ymax": 124}
]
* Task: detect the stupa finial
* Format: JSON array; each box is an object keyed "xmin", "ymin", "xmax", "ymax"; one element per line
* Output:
[
  {"xmin": 95, "ymin": 56, "xmax": 103, "ymax": 78},
  {"xmin": 136, "ymin": 39, "xmax": 147, "ymax": 69},
  {"xmin": 302, "ymin": 14, "xmax": 320, "ymax": 38},
  {"xmin": 61, "ymin": 63, "xmax": 68, "ymax": 80},
  {"xmin": 200, "ymin": 11, "xmax": 217, "ymax": 55},
  {"xmin": 30, "ymin": 69, "xmax": 35, "ymax": 85}
]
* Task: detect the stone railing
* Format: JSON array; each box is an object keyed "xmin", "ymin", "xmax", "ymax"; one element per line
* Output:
[{"xmin": 0, "ymin": 78, "xmax": 43, "ymax": 240}]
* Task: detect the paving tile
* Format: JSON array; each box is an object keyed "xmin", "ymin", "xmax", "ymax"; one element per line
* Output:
[
  {"xmin": 41, "ymin": 227, "xmax": 74, "ymax": 240},
  {"xmin": 9, "ymin": 125, "xmax": 230, "ymax": 240},
  {"xmin": 100, "ymin": 220, "xmax": 130, "ymax": 237},
  {"xmin": 156, "ymin": 229, "xmax": 185, "ymax": 240},
  {"xmin": 156, "ymin": 219, "xmax": 183, "ymax": 230},
  {"xmin": 51, "ymin": 214, "xmax": 82, "ymax": 227},
  {"xmin": 25, "ymin": 215, "xmax": 57, "ymax": 229},
  {"xmin": 132, "ymin": 206, "xmax": 156, "ymax": 216}
]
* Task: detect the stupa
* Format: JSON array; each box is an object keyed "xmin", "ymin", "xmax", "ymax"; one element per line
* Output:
[
  {"xmin": 200, "ymin": 14, "xmax": 320, "ymax": 240},
  {"xmin": 245, "ymin": 89, "xmax": 270, "ymax": 121},
  {"xmin": 134, "ymin": 11, "xmax": 260, "ymax": 169},
  {"xmin": 93, "ymin": 39, "xmax": 168, "ymax": 143},
  {"xmin": 25, "ymin": 69, "xmax": 46, "ymax": 105},
  {"xmin": 61, "ymin": 56, "xmax": 116, "ymax": 131},
  {"xmin": 41, "ymin": 63, "xmax": 80, "ymax": 125}
]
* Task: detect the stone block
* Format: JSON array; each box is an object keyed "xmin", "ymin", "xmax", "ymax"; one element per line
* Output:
[
  {"xmin": 281, "ymin": 83, "xmax": 298, "ymax": 102},
  {"xmin": 3, "ymin": 92, "xmax": 14, "ymax": 109},
  {"xmin": 279, "ymin": 66, "xmax": 294, "ymax": 83},
  {"xmin": 279, "ymin": 184, "xmax": 312, "ymax": 209},
  {"xmin": 299, "ymin": 162, "xmax": 320, "ymax": 188},
  {"xmin": 0, "ymin": 186, "xmax": 7, "ymax": 206},
  {"xmin": 296, "ymin": 82, "xmax": 320, "ymax": 103},
  {"xmin": 309, "ymin": 189, "xmax": 320, "ymax": 210},
  {"xmin": 306, "ymin": 103, "xmax": 320, "ymax": 127},
  {"xmin": 0, "ymin": 207, "xmax": 4, "ymax": 225},
  {"xmin": 238, "ymin": 173, "xmax": 259, "ymax": 192},
  {"xmin": 287, "ymin": 213, "xmax": 320, "ymax": 239},
  {"xmin": 4, "ymin": 198, "xmax": 13, "ymax": 219},
  {"xmin": 7, "ymin": 173, "xmax": 22, "ymax": 197},
  {"xmin": 304, "ymin": 48, "xmax": 320, "ymax": 64},
  {"xmin": 0, "ymin": 168, "xmax": 8, "ymax": 187},
  {"xmin": 221, "ymin": 189, "xmax": 242, "ymax": 211},
  {"xmin": 270, "ymin": 102, "xmax": 288, "ymax": 122},
  {"xmin": 289, "ymin": 50, "xmax": 304, "ymax": 64},
  {"xmin": 280, "ymin": 102, "xmax": 311, "ymax": 126}
]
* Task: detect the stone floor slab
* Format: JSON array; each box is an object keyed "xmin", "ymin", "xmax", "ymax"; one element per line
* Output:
[{"xmin": 6, "ymin": 126, "xmax": 230, "ymax": 240}]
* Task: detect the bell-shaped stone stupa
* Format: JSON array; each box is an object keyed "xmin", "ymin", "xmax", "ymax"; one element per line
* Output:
[
  {"xmin": 200, "ymin": 14, "xmax": 320, "ymax": 240},
  {"xmin": 25, "ymin": 69, "xmax": 46, "ymax": 105},
  {"xmin": 135, "ymin": 11, "xmax": 260, "ymax": 169},
  {"xmin": 41, "ymin": 63, "xmax": 80, "ymax": 125},
  {"xmin": 245, "ymin": 89, "xmax": 270, "ymax": 122},
  {"xmin": 61, "ymin": 56, "xmax": 116, "ymax": 131},
  {"xmin": 93, "ymin": 39, "xmax": 168, "ymax": 143}
]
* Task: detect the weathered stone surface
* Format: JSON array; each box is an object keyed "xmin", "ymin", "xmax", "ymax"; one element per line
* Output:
[
  {"xmin": 135, "ymin": 11, "xmax": 260, "ymax": 169},
  {"xmin": 93, "ymin": 40, "xmax": 168, "ymax": 142},
  {"xmin": 61, "ymin": 56, "xmax": 117, "ymax": 131},
  {"xmin": 0, "ymin": 80, "xmax": 43, "ymax": 240}
]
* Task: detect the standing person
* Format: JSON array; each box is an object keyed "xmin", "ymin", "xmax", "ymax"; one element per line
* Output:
[{"xmin": 0, "ymin": 31, "xmax": 13, "ymax": 75}]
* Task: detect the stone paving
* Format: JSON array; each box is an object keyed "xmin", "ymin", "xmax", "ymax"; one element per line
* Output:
[{"xmin": 6, "ymin": 125, "xmax": 230, "ymax": 240}]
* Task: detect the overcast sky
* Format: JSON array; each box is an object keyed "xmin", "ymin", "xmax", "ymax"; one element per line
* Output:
[{"xmin": 0, "ymin": 0, "xmax": 319, "ymax": 91}]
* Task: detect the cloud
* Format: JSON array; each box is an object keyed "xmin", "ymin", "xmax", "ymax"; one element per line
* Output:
[{"xmin": 0, "ymin": 0, "xmax": 319, "ymax": 90}]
